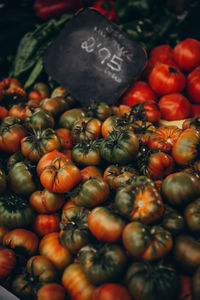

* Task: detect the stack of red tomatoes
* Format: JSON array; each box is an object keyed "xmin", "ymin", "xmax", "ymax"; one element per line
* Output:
[{"xmin": 0, "ymin": 38, "xmax": 200, "ymax": 300}]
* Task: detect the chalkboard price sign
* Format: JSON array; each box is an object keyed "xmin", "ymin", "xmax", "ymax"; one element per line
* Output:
[{"xmin": 44, "ymin": 8, "xmax": 147, "ymax": 105}]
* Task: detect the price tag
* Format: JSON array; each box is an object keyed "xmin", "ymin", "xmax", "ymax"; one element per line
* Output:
[{"xmin": 44, "ymin": 8, "xmax": 147, "ymax": 105}]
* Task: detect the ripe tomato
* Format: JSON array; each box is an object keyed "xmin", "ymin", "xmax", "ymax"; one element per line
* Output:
[
  {"xmin": 187, "ymin": 66, "xmax": 200, "ymax": 104},
  {"xmin": 149, "ymin": 44, "xmax": 173, "ymax": 58},
  {"xmin": 143, "ymin": 54, "xmax": 178, "ymax": 80},
  {"xmin": 80, "ymin": 165, "xmax": 103, "ymax": 181},
  {"xmin": 148, "ymin": 63, "xmax": 186, "ymax": 95},
  {"xmin": 3, "ymin": 228, "xmax": 39, "ymax": 255},
  {"xmin": 0, "ymin": 106, "xmax": 8, "ymax": 120},
  {"xmin": 158, "ymin": 93, "xmax": 192, "ymax": 121},
  {"xmin": 0, "ymin": 248, "xmax": 16, "ymax": 280},
  {"xmin": 173, "ymin": 38, "xmax": 200, "ymax": 72},
  {"xmin": 88, "ymin": 206, "xmax": 126, "ymax": 242},
  {"xmin": 29, "ymin": 189, "xmax": 65, "ymax": 214},
  {"xmin": 121, "ymin": 81, "xmax": 157, "ymax": 106},
  {"xmin": 39, "ymin": 232, "xmax": 72, "ymax": 272},
  {"xmin": 62, "ymin": 263, "xmax": 95, "ymax": 300},
  {"xmin": 91, "ymin": 283, "xmax": 132, "ymax": 300},
  {"xmin": 55, "ymin": 128, "xmax": 72, "ymax": 149},
  {"xmin": 191, "ymin": 105, "xmax": 200, "ymax": 117},
  {"xmin": 37, "ymin": 283, "xmax": 66, "ymax": 300},
  {"xmin": 143, "ymin": 102, "xmax": 161, "ymax": 123},
  {"xmin": 33, "ymin": 213, "xmax": 60, "ymax": 236}
]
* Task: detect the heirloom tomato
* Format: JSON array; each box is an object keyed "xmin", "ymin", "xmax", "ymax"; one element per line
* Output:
[
  {"xmin": 40, "ymin": 96, "xmax": 69, "ymax": 117},
  {"xmin": 88, "ymin": 206, "xmax": 126, "ymax": 242},
  {"xmin": 37, "ymin": 283, "xmax": 66, "ymax": 300},
  {"xmin": 126, "ymin": 261, "xmax": 180, "ymax": 300},
  {"xmin": 78, "ymin": 243, "xmax": 127, "ymax": 285},
  {"xmin": 91, "ymin": 283, "xmax": 132, "ymax": 300},
  {"xmin": 87, "ymin": 100, "xmax": 112, "ymax": 121},
  {"xmin": 72, "ymin": 139, "xmax": 102, "ymax": 166},
  {"xmin": 162, "ymin": 204, "xmax": 185, "ymax": 236},
  {"xmin": 0, "ymin": 248, "xmax": 16, "ymax": 280},
  {"xmin": 161, "ymin": 172, "xmax": 200, "ymax": 207},
  {"xmin": 62, "ymin": 263, "xmax": 95, "ymax": 300},
  {"xmin": 39, "ymin": 232, "xmax": 72, "ymax": 272},
  {"xmin": 58, "ymin": 108, "xmax": 86, "ymax": 130},
  {"xmin": 33, "ymin": 213, "xmax": 60, "ymax": 236},
  {"xmin": 184, "ymin": 198, "xmax": 200, "ymax": 234}
]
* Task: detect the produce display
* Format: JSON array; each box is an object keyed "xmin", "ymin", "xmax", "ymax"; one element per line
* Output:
[{"xmin": 1, "ymin": 1, "xmax": 200, "ymax": 300}]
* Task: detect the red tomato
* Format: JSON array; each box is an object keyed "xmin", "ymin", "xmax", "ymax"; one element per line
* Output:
[
  {"xmin": 148, "ymin": 63, "xmax": 186, "ymax": 95},
  {"xmin": 173, "ymin": 38, "xmax": 200, "ymax": 72},
  {"xmin": 149, "ymin": 44, "xmax": 173, "ymax": 58},
  {"xmin": 143, "ymin": 54, "xmax": 178, "ymax": 80},
  {"xmin": 37, "ymin": 283, "xmax": 66, "ymax": 300},
  {"xmin": 0, "ymin": 106, "xmax": 8, "ymax": 120},
  {"xmin": 187, "ymin": 66, "xmax": 200, "ymax": 104},
  {"xmin": 55, "ymin": 128, "xmax": 73, "ymax": 149},
  {"xmin": 92, "ymin": 0, "xmax": 118, "ymax": 23},
  {"xmin": 121, "ymin": 81, "xmax": 157, "ymax": 106},
  {"xmin": 33, "ymin": 214, "xmax": 60, "ymax": 236},
  {"xmin": 191, "ymin": 104, "xmax": 200, "ymax": 117},
  {"xmin": 0, "ymin": 248, "xmax": 16, "ymax": 280},
  {"xmin": 143, "ymin": 102, "xmax": 161, "ymax": 123},
  {"xmin": 158, "ymin": 93, "xmax": 192, "ymax": 121},
  {"xmin": 91, "ymin": 283, "xmax": 132, "ymax": 300},
  {"xmin": 179, "ymin": 275, "xmax": 192, "ymax": 300}
]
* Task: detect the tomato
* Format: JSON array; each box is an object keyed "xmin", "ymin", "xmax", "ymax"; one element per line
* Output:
[
  {"xmin": 8, "ymin": 161, "xmax": 37, "ymax": 196},
  {"xmin": 25, "ymin": 108, "xmax": 55, "ymax": 130},
  {"xmin": 192, "ymin": 266, "xmax": 200, "ymax": 300},
  {"xmin": 162, "ymin": 204, "xmax": 185, "ymax": 236},
  {"xmin": 58, "ymin": 108, "xmax": 86, "ymax": 130},
  {"xmin": 191, "ymin": 105, "xmax": 200, "ymax": 118},
  {"xmin": 78, "ymin": 243, "xmax": 127, "ymax": 285},
  {"xmin": 173, "ymin": 234, "xmax": 200, "ymax": 274},
  {"xmin": 0, "ymin": 168, "xmax": 6, "ymax": 194},
  {"xmin": 0, "ymin": 226, "xmax": 9, "ymax": 245},
  {"xmin": 29, "ymin": 189, "xmax": 65, "ymax": 214},
  {"xmin": 3, "ymin": 228, "xmax": 39, "ymax": 256},
  {"xmin": 71, "ymin": 177, "xmax": 109, "ymax": 208},
  {"xmin": 28, "ymin": 82, "xmax": 49, "ymax": 102},
  {"xmin": 71, "ymin": 117, "xmax": 102, "ymax": 144},
  {"xmin": 158, "ymin": 93, "xmax": 192, "ymax": 121},
  {"xmin": 37, "ymin": 283, "xmax": 66, "ymax": 300},
  {"xmin": 87, "ymin": 101, "xmax": 112, "ymax": 121},
  {"xmin": 0, "ymin": 192, "xmax": 35, "ymax": 229},
  {"xmin": 187, "ymin": 66, "xmax": 200, "ymax": 104},
  {"xmin": 149, "ymin": 44, "xmax": 173, "ymax": 58},
  {"xmin": 142, "ymin": 53, "xmax": 178, "ymax": 80},
  {"xmin": 88, "ymin": 206, "xmax": 126, "ymax": 242},
  {"xmin": 0, "ymin": 248, "xmax": 16, "ymax": 280},
  {"xmin": 40, "ymin": 96, "xmax": 69, "ymax": 117},
  {"xmin": 179, "ymin": 275, "xmax": 192, "ymax": 300},
  {"xmin": 8, "ymin": 103, "xmax": 26, "ymax": 120},
  {"xmin": 100, "ymin": 129, "xmax": 139, "ymax": 165},
  {"xmin": 39, "ymin": 232, "xmax": 72, "ymax": 272},
  {"xmin": 172, "ymin": 128, "xmax": 200, "ymax": 166},
  {"xmin": 36, "ymin": 149, "xmax": 69, "ymax": 176},
  {"xmin": 60, "ymin": 206, "xmax": 90, "ymax": 254},
  {"xmin": 62, "ymin": 263, "xmax": 95, "ymax": 300},
  {"xmin": 173, "ymin": 38, "xmax": 200, "ymax": 72},
  {"xmin": 0, "ymin": 106, "xmax": 8, "ymax": 120},
  {"xmin": 0, "ymin": 116, "xmax": 27, "ymax": 153},
  {"xmin": 122, "ymin": 221, "xmax": 172, "ymax": 260},
  {"xmin": 142, "ymin": 101, "xmax": 161, "ymax": 123},
  {"xmin": 55, "ymin": 128, "xmax": 72, "ymax": 149},
  {"xmin": 126, "ymin": 261, "xmax": 181, "ymax": 300},
  {"xmin": 72, "ymin": 139, "xmax": 102, "ymax": 166},
  {"xmin": 21, "ymin": 128, "xmax": 61, "ymax": 162},
  {"xmin": 33, "ymin": 213, "xmax": 60, "ymax": 236},
  {"xmin": 103, "ymin": 165, "xmax": 138, "ymax": 190},
  {"xmin": 115, "ymin": 184, "xmax": 164, "ymax": 224},
  {"xmin": 121, "ymin": 81, "xmax": 157, "ymax": 106},
  {"xmin": 40, "ymin": 159, "xmax": 81, "ymax": 193},
  {"xmin": 80, "ymin": 165, "xmax": 103, "ymax": 181},
  {"xmin": 101, "ymin": 115, "xmax": 120, "ymax": 138},
  {"xmin": 148, "ymin": 125, "xmax": 182, "ymax": 152},
  {"xmin": 139, "ymin": 149, "xmax": 175, "ymax": 180},
  {"xmin": 184, "ymin": 198, "xmax": 200, "ymax": 234},
  {"xmin": 92, "ymin": 0, "xmax": 118, "ymax": 23},
  {"xmin": 148, "ymin": 63, "xmax": 186, "ymax": 95},
  {"xmin": 11, "ymin": 255, "xmax": 57, "ymax": 299},
  {"xmin": 91, "ymin": 283, "xmax": 132, "ymax": 300},
  {"xmin": 161, "ymin": 172, "xmax": 200, "ymax": 207}
]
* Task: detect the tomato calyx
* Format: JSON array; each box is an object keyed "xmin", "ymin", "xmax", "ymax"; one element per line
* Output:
[
  {"xmin": 1, "ymin": 192, "xmax": 28, "ymax": 210},
  {"xmin": 169, "ymin": 66, "xmax": 179, "ymax": 74}
]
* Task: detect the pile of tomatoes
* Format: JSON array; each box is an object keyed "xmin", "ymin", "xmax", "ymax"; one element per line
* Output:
[{"xmin": 0, "ymin": 38, "xmax": 200, "ymax": 300}]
